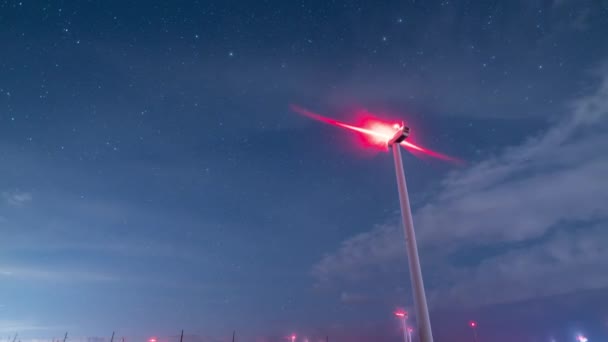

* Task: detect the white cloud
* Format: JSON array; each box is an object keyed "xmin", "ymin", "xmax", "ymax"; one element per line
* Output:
[
  {"xmin": 416, "ymin": 66, "xmax": 608, "ymax": 245},
  {"xmin": 311, "ymin": 67, "xmax": 608, "ymax": 306},
  {"xmin": 0, "ymin": 265, "xmax": 118, "ymax": 283},
  {"xmin": 0, "ymin": 320, "xmax": 55, "ymax": 334},
  {"xmin": 432, "ymin": 224, "xmax": 608, "ymax": 307},
  {"xmin": 312, "ymin": 222, "xmax": 405, "ymax": 287},
  {"xmin": 3, "ymin": 191, "xmax": 32, "ymax": 206}
]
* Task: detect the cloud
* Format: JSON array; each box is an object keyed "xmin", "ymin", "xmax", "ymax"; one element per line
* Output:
[
  {"xmin": 0, "ymin": 265, "xmax": 118, "ymax": 283},
  {"xmin": 312, "ymin": 222, "xmax": 405, "ymax": 287},
  {"xmin": 311, "ymin": 67, "xmax": 608, "ymax": 306},
  {"xmin": 3, "ymin": 190, "xmax": 32, "ymax": 206},
  {"xmin": 0, "ymin": 320, "xmax": 56, "ymax": 334},
  {"xmin": 416, "ymin": 65, "xmax": 608, "ymax": 245},
  {"xmin": 435, "ymin": 224, "xmax": 608, "ymax": 307}
]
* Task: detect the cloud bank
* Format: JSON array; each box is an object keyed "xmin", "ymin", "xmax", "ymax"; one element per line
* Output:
[{"xmin": 312, "ymin": 67, "xmax": 608, "ymax": 307}]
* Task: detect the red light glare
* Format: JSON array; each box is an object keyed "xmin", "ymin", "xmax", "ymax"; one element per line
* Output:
[
  {"xmin": 291, "ymin": 105, "xmax": 461, "ymax": 163},
  {"xmin": 148, "ymin": 338, "xmax": 157, "ymax": 342},
  {"xmin": 394, "ymin": 310, "xmax": 407, "ymax": 318},
  {"xmin": 291, "ymin": 105, "xmax": 391, "ymax": 148},
  {"xmin": 469, "ymin": 321, "xmax": 477, "ymax": 328},
  {"xmin": 290, "ymin": 334, "xmax": 296, "ymax": 341}
]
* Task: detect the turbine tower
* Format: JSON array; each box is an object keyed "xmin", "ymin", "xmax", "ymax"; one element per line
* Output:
[{"xmin": 388, "ymin": 125, "xmax": 434, "ymax": 342}]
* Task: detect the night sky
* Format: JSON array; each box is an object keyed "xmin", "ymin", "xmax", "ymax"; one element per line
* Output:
[{"xmin": 2, "ymin": 1, "xmax": 608, "ymax": 341}]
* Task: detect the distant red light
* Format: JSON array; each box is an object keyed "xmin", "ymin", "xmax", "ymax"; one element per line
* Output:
[
  {"xmin": 394, "ymin": 310, "xmax": 407, "ymax": 318},
  {"xmin": 469, "ymin": 321, "xmax": 477, "ymax": 328},
  {"xmin": 148, "ymin": 338, "xmax": 157, "ymax": 342}
]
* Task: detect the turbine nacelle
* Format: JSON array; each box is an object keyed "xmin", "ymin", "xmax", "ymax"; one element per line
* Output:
[{"xmin": 388, "ymin": 122, "xmax": 410, "ymax": 146}]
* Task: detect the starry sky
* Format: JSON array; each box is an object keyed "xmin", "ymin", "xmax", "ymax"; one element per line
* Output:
[{"xmin": 1, "ymin": 1, "xmax": 608, "ymax": 341}]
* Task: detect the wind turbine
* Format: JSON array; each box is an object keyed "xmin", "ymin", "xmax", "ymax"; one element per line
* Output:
[{"xmin": 293, "ymin": 105, "xmax": 461, "ymax": 342}]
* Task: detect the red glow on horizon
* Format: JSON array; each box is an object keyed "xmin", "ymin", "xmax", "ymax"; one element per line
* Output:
[{"xmin": 291, "ymin": 104, "xmax": 462, "ymax": 163}]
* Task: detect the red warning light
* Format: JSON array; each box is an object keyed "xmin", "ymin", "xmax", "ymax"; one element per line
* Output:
[
  {"xmin": 394, "ymin": 310, "xmax": 408, "ymax": 318},
  {"xmin": 469, "ymin": 321, "xmax": 477, "ymax": 328},
  {"xmin": 291, "ymin": 104, "xmax": 462, "ymax": 163}
]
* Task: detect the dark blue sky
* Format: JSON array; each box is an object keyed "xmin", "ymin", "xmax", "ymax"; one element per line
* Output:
[{"xmin": 1, "ymin": 1, "xmax": 608, "ymax": 341}]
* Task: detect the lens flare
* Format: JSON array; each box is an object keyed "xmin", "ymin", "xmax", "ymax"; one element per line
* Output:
[
  {"xmin": 290, "ymin": 104, "xmax": 390, "ymax": 147},
  {"xmin": 291, "ymin": 104, "xmax": 461, "ymax": 163}
]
